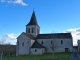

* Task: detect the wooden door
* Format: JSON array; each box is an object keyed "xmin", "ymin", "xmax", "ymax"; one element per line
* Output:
[{"xmin": 65, "ymin": 48, "xmax": 68, "ymax": 52}]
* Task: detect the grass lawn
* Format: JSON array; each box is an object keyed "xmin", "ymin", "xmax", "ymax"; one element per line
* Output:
[{"xmin": 3, "ymin": 52, "xmax": 71, "ymax": 60}]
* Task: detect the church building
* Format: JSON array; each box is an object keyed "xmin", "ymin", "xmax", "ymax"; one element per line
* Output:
[{"xmin": 16, "ymin": 11, "xmax": 73, "ymax": 55}]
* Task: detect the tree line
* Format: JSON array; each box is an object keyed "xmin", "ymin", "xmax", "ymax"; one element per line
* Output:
[{"xmin": 0, "ymin": 44, "xmax": 16, "ymax": 56}]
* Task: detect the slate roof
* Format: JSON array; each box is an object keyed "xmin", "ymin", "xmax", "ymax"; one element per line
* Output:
[
  {"xmin": 31, "ymin": 41, "xmax": 45, "ymax": 48},
  {"xmin": 26, "ymin": 11, "xmax": 39, "ymax": 27},
  {"xmin": 36, "ymin": 33, "xmax": 72, "ymax": 39},
  {"xmin": 24, "ymin": 33, "xmax": 34, "ymax": 40},
  {"xmin": 18, "ymin": 32, "xmax": 72, "ymax": 40}
]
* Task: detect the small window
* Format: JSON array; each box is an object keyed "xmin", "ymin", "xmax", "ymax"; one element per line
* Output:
[
  {"xmin": 22, "ymin": 42, "xmax": 24, "ymax": 46},
  {"xmin": 28, "ymin": 28, "xmax": 30, "ymax": 33},
  {"xmin": 27, "ymin": 41, "xmax": 29, "ymax": 43},
  {"xmin": 37, "ymin": 28, "xmax": 39, "ymax": 34},
  {"xmin": 35, "ymin": 49, "xmax": 37, "ymax": 52},
  {"xmin": 41, "ymin": 41, "xmax": 43, "ymax": 44},
  {"xmin": 51, "ymin": 40, "xmax": 52, "ymax": 44},
  {"xmin": 17, "ymin": 41, "xmax": 19, "ymax": 50},
  {"xmin": 32, "ymin": 28, "xmax": 34, "ymax": 33},
  {"xmin": 61, "ymin": 40, "xmax": 63, "ymax": 44}
]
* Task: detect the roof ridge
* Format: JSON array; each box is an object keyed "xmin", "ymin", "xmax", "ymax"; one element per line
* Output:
[{"xmin": 38, "ymin": 33, "xmax": 71, "ymax": 35}]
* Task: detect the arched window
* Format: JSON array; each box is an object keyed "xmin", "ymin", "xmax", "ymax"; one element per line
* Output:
[
  {"xmin": 32, "ymin": 28, "xmax": 34, "ymax": 33},
  {"xmin": 37, "ymin": 28, "xmax": 39, "ymax": 34},
  {"xmin": 28, "ymin": 28, "xmax": 30, "ymax": 33},
  {"xmin": 17, "ymin": 41, "xmax": 19, "ymax": 50},
  {"xmin": 51, "ymin": 40, "xmax": 52, "ymax": 45},
  {"xmin": 22, "ymin": 42, "xmax": 24, "ymax": 46},
  {"xmin": 61, "ymin": 40, "xmax": 63, "ymax": 44},
  {"xmin": 42, "ymin": 41, "xmax": 43, "ymax": 44},
  {"xmin": 35, "ymin": 49, "xmax": 37, "ymax": 52}
]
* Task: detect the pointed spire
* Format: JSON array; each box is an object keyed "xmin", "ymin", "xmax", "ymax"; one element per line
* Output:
[{"xmin": 27, "ymin": 11, "xmax": 39, "ymax": 27}]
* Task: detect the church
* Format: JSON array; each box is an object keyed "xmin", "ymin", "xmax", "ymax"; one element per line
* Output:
[{"xmin": 16, "ymin": 11, "xmax": 73, "ymax": 56}]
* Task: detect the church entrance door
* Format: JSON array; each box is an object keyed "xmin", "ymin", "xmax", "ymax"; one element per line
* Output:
[{"xmin": 65, "ymin": 48, "xmax": 69, "ymax": 52}]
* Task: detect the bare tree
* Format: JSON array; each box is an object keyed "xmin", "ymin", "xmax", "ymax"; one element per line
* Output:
[
  {"xmin": 51, "ymin": 34, "xmax": 57, "ymax": 60},
  {"xmin": 0, "ymin": 36, "xmax": 16, "ymax": 60},
  {"xmin": 3, "ymin": 44, "xmax": 16, "ymax": 57},
  {"xmin": 0, "ymin": 37, "xmax": 5, "ymax": 60},
  {"xmin": 51, "ymin": 39, "xmax": 55, "ymax": 60}
]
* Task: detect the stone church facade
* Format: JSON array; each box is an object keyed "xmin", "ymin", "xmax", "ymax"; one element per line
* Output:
[{"xmin": 16, "ymin": 11, "xmax": 73, "ymax": 56}]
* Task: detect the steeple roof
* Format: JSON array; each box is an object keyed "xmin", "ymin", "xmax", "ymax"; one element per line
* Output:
[{"xmin": 26, "ymin": 11, "xmax": 39, "ymax": 27}]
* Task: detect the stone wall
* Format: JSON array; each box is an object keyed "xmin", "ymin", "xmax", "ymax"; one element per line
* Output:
[
  {"xmin": 37, "ymin": 38, "xmax": 73, "ymax": 53},
  {"xmin": 31, "ymin": 48, "xmax": 44, "ymax": 55},
  {"xmin": 26, "ymin": 25, "xmax": 40, "ymax": 37},
  {"xmin": 16, "ymin": 33, "xmax": 31, "ymax": 55}
]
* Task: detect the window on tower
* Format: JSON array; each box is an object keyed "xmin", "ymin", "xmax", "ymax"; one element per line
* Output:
[
  {"xmin": 28, "ymin": 28, "xmax": 30, "ymax": 33},
  {"xmin": 32, "ymin": 28, "xmax": 34, "ymax": 33}
]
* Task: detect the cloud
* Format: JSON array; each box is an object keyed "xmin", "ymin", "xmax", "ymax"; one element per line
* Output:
[
  {"xmin": 1, "ymin": 0, "xmax": 27, "ymax": 6},
  {"xmin": 3, "ymin": 33, "xmax": 19, "ymax": 40},
  {"xmin": 63, "ymin": 28, "xmax": 80, "ymax": 46},
  {"xmin": 0, "ymin": 40, "xmax": 10, "ymax": 44},
  {"xmin": 0, "ymin": 33, "xmax": 19, "ymax": 45}
]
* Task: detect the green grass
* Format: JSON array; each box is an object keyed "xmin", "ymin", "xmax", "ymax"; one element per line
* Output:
[{"xmin": 3, "ymin": 52, "xmax": 71, "ymax": 60}]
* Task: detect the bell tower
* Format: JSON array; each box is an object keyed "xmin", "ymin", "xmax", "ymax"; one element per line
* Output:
[{"xmin": 26, "ymin": 11, "xmax": 40, "ymax": 37}]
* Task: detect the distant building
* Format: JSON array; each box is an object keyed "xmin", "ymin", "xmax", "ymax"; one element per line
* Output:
[
  {"xmin": 16, "ymin": 11, "xmax": 73, "ymax": 56},
  {"xmin": 78, "ymin": 40, "xmax": 80, "ymax": 52}
]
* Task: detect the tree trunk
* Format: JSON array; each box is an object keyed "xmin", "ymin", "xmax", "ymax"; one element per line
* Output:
[
  {"xmin": 1, "ymin": 52, "xmax": 3, "ymax": 60},
  {"xmin": 52, "ymin": 40, "xmax": 54, "ymax": 60},
  {"xmin": 52, "ymin": 51, "xmax": 54, "ymax": 60},
  {"xmin": 9, "ymin": 52, "xmax": 10, "ymax": 57}
]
